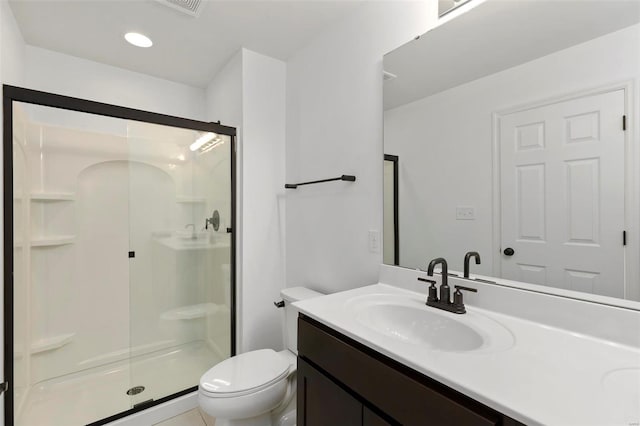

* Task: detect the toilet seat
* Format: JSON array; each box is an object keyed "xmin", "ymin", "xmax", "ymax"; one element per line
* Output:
[{"xmin": 200, "ymin": 349, "xmax": 291, "ymax": 398}]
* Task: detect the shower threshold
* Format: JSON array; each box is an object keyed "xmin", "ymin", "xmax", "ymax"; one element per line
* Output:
[{"xmin": 17, "ymin": 340, "xmax": 220, "ymax": 426}]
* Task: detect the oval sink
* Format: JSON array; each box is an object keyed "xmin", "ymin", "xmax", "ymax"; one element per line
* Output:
[
  {"xmin": 356, "ymin": 304, "xmax": 484, "ymax": 351},
  {"xmin": 346, "ymin": 294, "xmax": 514, "ymax": 353}
]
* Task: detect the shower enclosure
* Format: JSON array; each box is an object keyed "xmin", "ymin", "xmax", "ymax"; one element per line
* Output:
[{"xmin": 3, "ymin": 86, "xmax": 236, "ymax": 426}]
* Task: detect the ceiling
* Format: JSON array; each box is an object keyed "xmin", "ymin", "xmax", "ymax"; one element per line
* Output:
[
  {"xmin": 9, "ymin": 0, "xmax": 364, "ymax": 87},
  {"xmin": 384, "ymin": 0, "xmax": 640, "ymax": 110}
]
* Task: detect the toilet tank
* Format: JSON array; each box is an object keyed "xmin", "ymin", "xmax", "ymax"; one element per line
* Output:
[{"xmin": 280, "ymin": 287, "xmax": 323, "ymax": 354}]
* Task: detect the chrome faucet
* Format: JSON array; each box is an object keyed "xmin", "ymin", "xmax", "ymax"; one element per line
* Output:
[
  {"xmin": 463, "ymin": 251, "xmax": 481, "ymax": 278},
  {"xmin": 417, "ymin": 257, "xmax": 477, "ymax": 314}
]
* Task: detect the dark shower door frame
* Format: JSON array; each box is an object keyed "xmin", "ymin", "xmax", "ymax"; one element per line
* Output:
[
  {"xmin": 2, "ymin": 85, "xmax": 238, "ymax": 426},
  {"xmin": 384, "ymin": 154, "xmax": 399, "ymax": 266}
]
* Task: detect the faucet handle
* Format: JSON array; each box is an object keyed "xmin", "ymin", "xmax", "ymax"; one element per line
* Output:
[
  {"xmin": 453, "ymin": 285, "xmax": 477, "ymax": 312},
  {"xmin": 419, "ymin": 277, "xmax": 438, "ymax": 304},
  {"xmin": 454, "ymin": 285, "xmax": 478, "ymax": 293}
]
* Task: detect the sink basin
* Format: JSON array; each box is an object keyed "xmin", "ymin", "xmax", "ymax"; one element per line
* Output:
[
  {"xmin": 346, "ymin": 294, "xmax": 514, "ymax": 353},
  {"xmin": 356, "ymin": 303, "xmax": 484, "ymax": 351}
]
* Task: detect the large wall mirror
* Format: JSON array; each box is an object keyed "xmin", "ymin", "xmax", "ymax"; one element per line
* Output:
[{"xmin": 383, "ymin": 0, "xmax": 640, "ymax": 303}]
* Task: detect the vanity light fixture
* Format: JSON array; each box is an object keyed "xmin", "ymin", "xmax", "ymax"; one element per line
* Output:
[{"xmin": 124, "ymin": 32, "xmax": 153, "ymax": 48}]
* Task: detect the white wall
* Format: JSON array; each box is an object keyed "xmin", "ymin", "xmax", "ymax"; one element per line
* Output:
[
  {"xmin": 1, "ymin": 1, "xmax": 25, "ymax": 87},
  {"xmin": 240, "ymin": 50, "xmax": 286, "ymax": 351},
  {"xmin": 384, "ymin": 24, "xmax": 640, "ymax": 298},
  {"xmin": 205, "ymin": 49, "xmax": 286, "ymax": 353},
  {"xmin": 285, "ymin": 1, "xmax": 434, "ymax": 294},
  {"xmin": 206, "ymin": 51, "xmax": 243, "ymax": 128},
  {"xmin": 24, "ymin": 46, "xmax": 206, "ymax": 121}
]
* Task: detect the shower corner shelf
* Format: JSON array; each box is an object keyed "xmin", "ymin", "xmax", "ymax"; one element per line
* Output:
[
  {"xmin": 31, "ymin": 235, "xmax": 76, "ymax": 247},
  {"xmin": 30, "ymin": 192, "xmax": 76, "ymax": 201},
  {"xmin": 161, "ymin": 303, "xmax": 226, "ymax": 321},
  {"xmin": 176, "ymin": 196, "xmax": 206, "ymax": 204},
  {"xmin": 31, "ymin": 333, "xmax": 75, "ymax": 355}
]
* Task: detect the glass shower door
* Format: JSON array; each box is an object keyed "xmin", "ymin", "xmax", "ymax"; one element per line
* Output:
[
  {"xmin": 6, "ymin": 87, "xmax": 236, "ymax": 425},
  {"xmin": 10, "ymin": 102, "xmax": 134, "ymax": 426},
  {"xmin": 127, "ymin": 120, "xmax": 233, "ymax": 406}
]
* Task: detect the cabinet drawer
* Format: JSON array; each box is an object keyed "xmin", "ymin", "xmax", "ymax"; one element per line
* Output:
[{"xmin": 298, "ymin": 315, "xmax": 501, "ymax": 426}]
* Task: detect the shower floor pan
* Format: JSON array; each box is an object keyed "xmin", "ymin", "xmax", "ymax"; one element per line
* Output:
[{"xmin": 18, "ymin": 341, "xmax": 221, "ymax": 426}]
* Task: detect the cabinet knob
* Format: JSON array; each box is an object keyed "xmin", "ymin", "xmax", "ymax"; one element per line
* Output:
[{"xmin": 503, "ymin": 247, "xmax": 515, "ymax": 256}]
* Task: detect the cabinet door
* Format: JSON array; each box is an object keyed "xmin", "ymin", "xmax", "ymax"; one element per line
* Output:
[
  {"xmin": 297, "ymin": 358, "xmax": 362, "ymax": 426},
  {"xmin": 299, "ymin": 316, "xmax": 502, "ymax": 426},
  {"xmin": 363, "ymin": 407, "xmax": 394, "ymax": 426}
]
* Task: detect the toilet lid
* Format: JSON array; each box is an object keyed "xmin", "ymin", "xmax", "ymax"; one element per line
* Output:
[{"xmin": 200, "ymin": 349, "xmax": 290, "ymax": 397}]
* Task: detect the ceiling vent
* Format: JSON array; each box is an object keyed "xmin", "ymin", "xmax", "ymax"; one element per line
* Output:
[
  {"xmin": 383, "ymin": 71, "xmax": 398, "ymax": 82},
  {"xmin": 155, "ymin": 0, "xmax": 206, "ymax": 17}
]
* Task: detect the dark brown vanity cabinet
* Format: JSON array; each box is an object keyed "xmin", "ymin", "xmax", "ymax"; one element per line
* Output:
[
  {"xmin": 297, "ymin": 358, "xmax": 363, "ymax": 426},
  {"xmin": 297, "ymin": 315, "xmax": 525, "ymax": 426}
]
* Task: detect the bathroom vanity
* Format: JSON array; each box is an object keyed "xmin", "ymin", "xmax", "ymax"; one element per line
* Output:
[
  {"xmin": 294, "ymin": 280, "xmax": 640, "ymax": 426},
  {"xmin": 297, "ymin": 315, "xmax": 523, "ymax": 425}
]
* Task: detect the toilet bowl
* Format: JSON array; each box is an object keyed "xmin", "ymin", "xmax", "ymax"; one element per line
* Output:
[{"xmin": 198, "ymin": 287, "xmax": 323, "ymax": 426}]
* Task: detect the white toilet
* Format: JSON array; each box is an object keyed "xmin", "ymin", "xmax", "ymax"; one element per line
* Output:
[{"xmin": 198, "ymin": 287, "xmax": 322, "ymax": 426}]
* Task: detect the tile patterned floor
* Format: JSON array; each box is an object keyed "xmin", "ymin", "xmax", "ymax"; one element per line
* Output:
[{"xmin": 154, "ymin": 408, "xmax": 215, "ymax": 426}]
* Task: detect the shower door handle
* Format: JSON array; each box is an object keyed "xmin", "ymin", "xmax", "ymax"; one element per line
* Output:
[{"xmin": 0, "ymin": 381, "xmax": 8, "ymax": 395}]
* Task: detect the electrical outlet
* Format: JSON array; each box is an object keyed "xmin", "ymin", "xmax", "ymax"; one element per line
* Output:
[
  {"xmin": 368, "ymin": 230, "xmax": 380, "ymax": 253},
  {"xmin": 456, "ymin": 206, "xmax": 475, "ymax": 220}
]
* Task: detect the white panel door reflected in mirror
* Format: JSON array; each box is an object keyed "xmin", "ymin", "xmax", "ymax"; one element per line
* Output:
[{"xmin": 383, "ymin": 0, "xmax": 640, "ymax": 302}]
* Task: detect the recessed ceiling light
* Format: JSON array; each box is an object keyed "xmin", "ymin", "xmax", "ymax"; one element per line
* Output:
[{"xmin": 124, "ymin": 32, "xmax": 153, "ymax": 48}]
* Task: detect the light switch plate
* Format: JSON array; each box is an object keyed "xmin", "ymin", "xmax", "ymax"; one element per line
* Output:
[
  {"xmin": 456, "ymin": 206, "xmax": 475, "ymax": 220},
  {"xmin": 368, "ymin": 230, "xmax": 380, "ymax": 253}
]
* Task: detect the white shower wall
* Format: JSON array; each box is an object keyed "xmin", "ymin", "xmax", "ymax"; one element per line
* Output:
[{"xmin": 12, "ymin": 104, "xmax": 231, "ymax": 422}]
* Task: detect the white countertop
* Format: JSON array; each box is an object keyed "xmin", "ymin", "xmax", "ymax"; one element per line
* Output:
[{"xmin": 293, "ymin": 283, "xmax": 640, "ymax": 426}]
